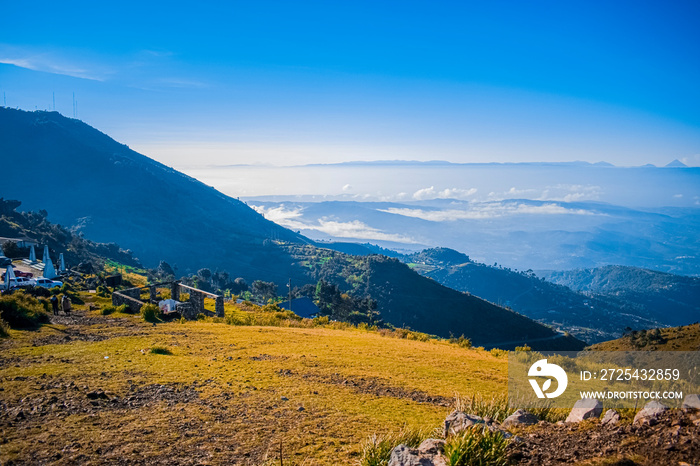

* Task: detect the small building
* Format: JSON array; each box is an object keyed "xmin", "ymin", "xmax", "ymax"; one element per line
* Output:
[
  {"xmin": 278, "ymin": 297, "xmax": 321, "ymax": 319},
  {"xmin": 0, "ymin": 237, "xmax": 39, "ymax": 249}
]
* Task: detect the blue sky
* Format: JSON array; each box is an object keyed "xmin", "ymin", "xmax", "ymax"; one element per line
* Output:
[{"xmin": 1, "ymin": 0, "xmax": 699, "ymax": 167}]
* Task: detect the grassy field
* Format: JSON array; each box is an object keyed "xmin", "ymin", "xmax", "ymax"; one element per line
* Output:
[{"xmin": 0, "ymin": 292, "xmax": 508, "ymax": 465}]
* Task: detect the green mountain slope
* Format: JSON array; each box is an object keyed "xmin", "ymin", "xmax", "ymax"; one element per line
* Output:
[
  {"xmin": 401, "ymin": 248, "xmax": 665, "ymax": 343},
  {"xmin": 0, "ymin": 198, "xmax": 140, "ymax": 269},
  {"xmin": 287, "ymin": 245, "xmax": 586, "ymax": 350},
  {"xmin": 0, "ymin": 108, "xmax": 311, "ymax": 283},
  {"xmin": 543, "ymin": 265, "xmax": 700, "ymax": 327}
]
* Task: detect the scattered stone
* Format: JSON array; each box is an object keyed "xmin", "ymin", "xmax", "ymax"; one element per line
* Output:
[
  {"xmin": 417, "ymin": 439, "xmax": 445, "ymax": 455},
  {"xmin": 443, "ymin": 410, "xmax": 488, "ymax": 436},
  {"xmin": 388, "ymin": 443, "xmax": 446, "ymax": 466},
  {"xmin": 280, "ymin": 396, "xmax": 289, "ymax": 401},
  {"xmin": 566, "ymin": 399, "xmax": 603, "ymax": 423},
  {"xmin": 601, "ymin": 409, "xmax": 621, "ymax": 426},
  {"xmin": 297, "ymin": 406, "xmax": 305, "ymax": 412},
  {"xmin": 681, "ymin": 394, "xmax": 700, "ymax": 413},
  {"xmin": 633, "ymin": 401, "xmax": 668, "ymax": 426},
  {"xmin": 503, "ymin": 409, "xmax": 539, "ymax": 428}
]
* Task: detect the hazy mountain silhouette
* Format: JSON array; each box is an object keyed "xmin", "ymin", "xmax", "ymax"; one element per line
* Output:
[{"xmin": 0, "ymin": 108, "xmax": 311, "ymax": 283}]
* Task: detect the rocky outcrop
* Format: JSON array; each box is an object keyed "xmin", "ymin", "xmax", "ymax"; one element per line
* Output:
[
  {"xmin": 633, "ymin": 400, "xmax": 668, "ymax": 426},
  {"xmin": 682, "ymin": 394, "xmax": 700, "ymax": 413},
  {"xmin": 565, "ymin": 398, "xmax": 603, "ymax": 423},
  {"xmin": 600, "ymin": 409, "xmax": 620, "ymax": 426},
  {"xmin": 388, "ymin": 440, "xmax": 447, "ymax": 466},
  {"xmin": 444, "ymin": 410, "xmax": 491, "ymax": 436},
  {"xmin": 502, "ymin": 409, "xmax": 539, "ymax": 428}
]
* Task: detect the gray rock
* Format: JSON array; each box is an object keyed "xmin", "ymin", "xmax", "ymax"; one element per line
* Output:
[
  {"xmin": 502, "ymin": 409, "xmax": 539, "ymax": 428},
  {"xmin": 600, "ymin": 409, "xmax": 621, "ymax": 426},
  {"xmin": 388, "ymin": 444, "xmax": 446, "ymax": 466},
  {"xmin": 633, "ymin": 401, "xmax": 668, "ymax": 426},
  {"xmin": 443, "ymin": 410, "xmax": 486, "ymax": 437},
  {"xmin": 417, "ymin": 439, "xmax": 445, "ymax": 455},
  {"xmin": 681, "ymin": 394, "xmax": 700, "ymax": 412},
  {"xmin": 566, "ymin": 398, "xmax": 603, "ymax": 423}
]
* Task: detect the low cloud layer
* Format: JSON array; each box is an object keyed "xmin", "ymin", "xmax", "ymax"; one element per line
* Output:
[{"xmin": 379, "ymin": 202, "xmax": 598, "ymax": 222}]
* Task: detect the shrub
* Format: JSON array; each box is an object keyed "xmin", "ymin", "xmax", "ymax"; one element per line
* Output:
[
  {"xmin": 140, "ymin": 303, "xmax": 161, "ymax": 323},
  {"xmin": 443, "ymin": 426, "xmax": 509, "ymax": 466},
  {"xmin": 360, "ymin": 429, "xmax": 425, "ymax": 466},
  {"xmin": 149, "ymin": 346, "xmax": 172, "ymax": 355},
  {"xmin": 312, "ymin": 315, "xmax": 329, "ymax": 326},
  {"xmin": 0, "ymin": 313, "xmax": 10, "ymax": 337},
  {"xmin": 514, "ymin": 344, "xmax": 531, "ymax": 352},
  {"xmin": 0, "ymin": 291, "xmax": 50, "ymax": 329},
  {"xmin": 489, "ymin": 348, "xmax": 508, "ymax": 358},
  {"xmin": 99, "ymin": 305, "xmax": 116, "ymax": 315},
  {"xmin": 454, "ymin": 394, "xmax": 514, "ymax": 424},
  {"xmin": 115, "ymin": 304, "xmax": 128, "ymax": 314}
]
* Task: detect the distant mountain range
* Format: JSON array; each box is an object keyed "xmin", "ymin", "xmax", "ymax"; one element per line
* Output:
[
  {"xmin": 248, "ymin": 198, "xmax": 700, "ymax": 275},
  {"xmin": 0, "ymin": 108, "xmax": 583, "ymax": 350}
]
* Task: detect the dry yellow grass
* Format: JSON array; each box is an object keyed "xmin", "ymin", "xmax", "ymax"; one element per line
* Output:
[{"xmin": 0, "ymin": 293, "xmax": 508, "ymax": 465}]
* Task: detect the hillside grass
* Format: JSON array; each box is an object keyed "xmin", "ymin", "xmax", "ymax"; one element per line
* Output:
[
  {"xmin": 0, "ymin": 291, "xmax": 508, "ymax": 465},
  {"xmin": 589, "ymin": 323, "xmax": 700, "ymax": 351}
]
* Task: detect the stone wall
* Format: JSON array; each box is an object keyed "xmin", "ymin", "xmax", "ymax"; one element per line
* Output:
[{"xmin": 111, "ymin": 281, "xmax": 224, "ymax": 319}]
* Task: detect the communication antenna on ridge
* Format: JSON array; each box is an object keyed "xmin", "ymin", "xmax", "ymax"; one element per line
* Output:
[{"xmin": 52, "ymin": 92, "xmax": 55, "ymax": 111}]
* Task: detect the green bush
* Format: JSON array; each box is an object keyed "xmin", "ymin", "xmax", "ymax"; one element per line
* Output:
[
  {"xmin": 443, "ymin": 426, "xmax": 509, "ymax": 466},
  {"xmin": 115, "ymin": 304, "xmax": 128, "ymax": 314},
  {"xmin": 0, "ymin": 291, "xmax": 50, "ymax": 329},
  {"xmin": 99, "ymin": 305, "xmax": 116, "ymax": 315},
  {"xmin": 312, "ymin": 315, "xmax": 330, "ymax": 326},
  {"xmin": 149, "ymin": 346, "xmax": 172, "ymax": 355},
  {"xmin": 140, "ymin": 303, "xmax": 161, "ymax": 323}
]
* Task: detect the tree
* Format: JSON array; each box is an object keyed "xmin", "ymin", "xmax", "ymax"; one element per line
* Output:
[{"xmin": 252, "ymin": 280, "xmax": 277, "ymax": 302}]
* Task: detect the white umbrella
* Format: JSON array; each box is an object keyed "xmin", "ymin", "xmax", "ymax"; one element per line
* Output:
[
  {"xmin": 42, "ymin": 245, "xmax": 50, "ymax": 264},
  {"xmin": 29, "ymin": 245, "xmax": 37, "ymax": 262},
  {"xmin": 59, "ymin": 253, "xmax": 66, "ymax": 273},
  {"xmin": 4, "ymin": 265, "xmax": 15, "ymax": 290}
]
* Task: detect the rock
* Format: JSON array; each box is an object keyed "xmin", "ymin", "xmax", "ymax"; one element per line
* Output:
[
  {"xmin": 502, "ymin": 409, "xmax": 539, "ymax": 428},
  {"xmin": 297, "ymin": 406, "xmax": 305, "ymax": 412},
  {"xmin": 443, "ymin": 410, "xmax": 487, "ymax": 437},
  {"xmin": 280, "ymin": 396, "xmax": 288, "ymax": 401},
  {"xmin": 601, "ymin": 409, "xmax": 621, "ymax": 426},
  {"xmin": 388, "ymin": 444, "xmax": 446, "ymax": 466},
  {"xmin": 417, "ymin": 439, "xmax": 445, "ymax": 455},
  {"xmin": 566, "ymin": 399, "xmax": 603, "ymax": 423},
  {"xmin": 633, "ymin": 401, "xmax": 668, "ymax": 426},
  {"xmin": 681, "ymin": 394, "xmax": 700, "ymax": 412}
]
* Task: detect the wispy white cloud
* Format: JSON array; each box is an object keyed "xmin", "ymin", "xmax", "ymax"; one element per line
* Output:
[
  {"xmin": 251, "ymin": 205, "xmax": 415, "ymax": 243},
  {"xmin": 412, "ymin": 186, "xmax": 477, "ymax": 200},
  {"xmin": 0, "ymin": 54, "xmax": 109, "ymax": 81},
  {"xmin": 380, "ymin": 202, "xmax": 597, "ymax": 222}
]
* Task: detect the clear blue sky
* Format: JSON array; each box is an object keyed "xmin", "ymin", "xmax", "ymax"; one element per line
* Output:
[{"xmin": 2, "ymin": 0, "xmax": 699, "ymax": 167}]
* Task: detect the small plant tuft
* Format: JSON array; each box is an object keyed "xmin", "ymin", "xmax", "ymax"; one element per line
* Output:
[
  {"xmin": 149, "ymin": 346, "xmax": 172, "ymax": 355},
  {"xmin": 140, "ymin": 303, "xmax": 161, "ymax": 323},
  {"xmin": 359, "ymin": 428, "xmax": 425, "ymax": 466},
  {"xmin": 443, "ymin": 426, "xmax": 509, "ymax": 466}
]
